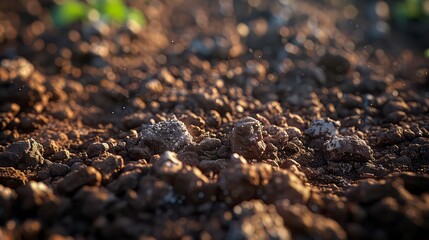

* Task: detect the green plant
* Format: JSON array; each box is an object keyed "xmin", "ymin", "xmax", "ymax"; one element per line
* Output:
[
  {"xmin": 52, "ymin": 0, "xmax": 146, "ymax": 27},
  {"xmin": 425, "ymin": 48, "xmax": 429, "ymax": 57},
  {"xmin": 393, "ymin": 0, "xmax": 429, "ymax": 21}
]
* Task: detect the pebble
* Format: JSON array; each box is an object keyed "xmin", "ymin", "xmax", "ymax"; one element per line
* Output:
[
  {"xmin": 230, "ymin": 117, "xmax": 266, "ymax": 160},
  {"xmin": 50, "ymin": 162, "xmax": 71, "ymax": 177},
  {"xmin": 376, "ymin": 126, "xmax": 405, "ymax": 146},
  {"xmin": 51, "ymin": 150, "xmax": 71, "ymax": 161},
  {"xmin": 324, "ymin": 135, "xmax": 374, "ymax": 162},
  {"xmin": 305, "ymin": 118, "xmax": 340, "ymax": 139},
  {"xmin": 6, "ymin": 138, "xmax": 44, "ymax": 169},
  {"xmin": 56, "ymin": 166, "xmax": 102, "ymax": 194},
  {"xmin": 87, "ymin": 143, "xmax": 110, "ymax": 158},
  {"xmin": 139, "ymin": 118, "xmax": 193, "ymax": 154},
  {"xmin": 92, "ymin": 155, "xmax": 125, "ymax": 184}
]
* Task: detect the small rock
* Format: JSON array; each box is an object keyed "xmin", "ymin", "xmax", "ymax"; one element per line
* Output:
[
  {"xmin": 0, "ymin": 167, "xmax": 28, "ymax": 188},
  {"xmin": 42, "ymin": 140, "xmax": 60, "ymax": 157},
  {"xmin": 92, "ymin": 155, "xmax": 125, "ymax": 184},
  {"xmin": 230, "ymin": 117, "xmax": 266, "ymax": 160},
  {"xmin": 56, "ymin": 166, "xmax": 102, "ymax": 194},
  {"xmin": 377, "ymin": 126, "xmax": 405, "ymax": 146},
  {"xmin": 198, "ymin": 137, "xmax": 222, "ymax": 151},
  {"xmin": 305, "ymin": 118, "xmax": 340, "ymax": 139},
  {"xmin": 127, "ymin": 146, "xmax": 152, "ymax": 161},
  {"xmin": 324, "ymin": 135, "xmax": 374, "ymax": 162},
  {"xmin": 139, "ymin": 118, "xmax": 193, "ymax": 154},
  {"xmin": 7, "ymin": 138, "xmax": 44, "ymax": 169},
  {"xmin": 87, "ymin": 143, "xmax": 109, "ymax": 158},
  {"xmin": 51, "ymin": 150, "xmax": 71, "ymax": 161},
  {"xmin": 153, "ymin": 151, "xmax": 183, "ymax": 182},
  {"xmin": 50, "ymin": 162, "xmax": 70, "ymax": 177}
]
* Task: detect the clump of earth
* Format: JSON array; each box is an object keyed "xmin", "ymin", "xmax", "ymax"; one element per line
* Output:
[{"xmin": 0, "ymin": 0, "xmax": 428, "ymax": 239}]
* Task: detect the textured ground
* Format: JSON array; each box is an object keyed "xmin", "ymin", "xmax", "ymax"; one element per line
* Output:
[{"xmin": 0, "ymin": 0, "xmax": 429, "ymax": 239}]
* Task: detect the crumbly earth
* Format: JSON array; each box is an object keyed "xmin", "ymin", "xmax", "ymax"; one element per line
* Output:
[{"xmin": 0, "ymin": 0, "xmax": 429, "ymax": 239}]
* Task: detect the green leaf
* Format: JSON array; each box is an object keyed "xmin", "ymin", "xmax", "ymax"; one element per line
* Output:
[
  {"xmin": 405, "ymin": 0, "xmax": 422, "ymax": 19},
  {"xmin": 96, "ymin": 0, "xmax": 128, "ymax": 23},
  {"xmin": 128, "ymin": 8, "xmax": 146, "ymax": 26},
  {"xmin": 52, "ymin": 0, "xmax": 88, "ymax": 27},
  {"xmin": 425, "ymin": 48, "xmax": 429, "ymax": 58}
]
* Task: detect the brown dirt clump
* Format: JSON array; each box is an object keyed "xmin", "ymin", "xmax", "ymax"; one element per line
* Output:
[{"xmin": 0, "ymin": 0, "xmax": 429, "ymax": 239}]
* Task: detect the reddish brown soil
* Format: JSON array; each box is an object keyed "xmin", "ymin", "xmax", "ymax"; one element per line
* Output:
[{"xmin": 0, "ymin": 0, "xmax": 429, "ymax": 239}]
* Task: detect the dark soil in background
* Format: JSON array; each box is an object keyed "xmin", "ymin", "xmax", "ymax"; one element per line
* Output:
[{"xmin": 1, "ymin": 0, "xmax": 429, "ymax": 239}]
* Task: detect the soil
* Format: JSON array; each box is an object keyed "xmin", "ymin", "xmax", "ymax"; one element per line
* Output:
[{"xmin": 1, "ymin": 0, "xmax": 429, "ymax": 239}]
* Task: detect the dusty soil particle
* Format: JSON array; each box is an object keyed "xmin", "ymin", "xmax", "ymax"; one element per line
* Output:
[
  {"xmin": 56, "ymin": 166, "xmax": 102, "ymax": 194},
  {"xmin": 230, "ymin": 117, "xmax": 266, "ymax": 160},
  {"xmin": 92, "ymin": 155, "xmax": 125, "ymax": 184},
  {"xmin": 139, "ymin": 118, "xmax": 193, "ymax": 154},
  {"xmin": 1, "ymin": 0, "xmax": 429, "ymax": 238},
  {"xmin": 0, "ymin": 167, "xmax": 28, "ymax": 188},
  {"xmin": 6, "ymin": 138, "xmax": 44, "ymax": 169},
  {"xmin": 376, "ymin": 126, "xmax": 405, "ymax": 146},
  {"xmin": 305, "ymin": 118, "xmax": 340, "ymax": 139},
  {"xmin": 49, "ymin": 162, "xmax": 70, "ymax": 177},
  {"xmin": 324, "ymin": 136, "xmax": 374, "ymax": 162},
  {"xmin": 51, "ymin": 150, "xmax": 71, "ymax": 161},
  {"xmin": 87, "ymin": 142, "xmax": 110, "ymax": 158}
]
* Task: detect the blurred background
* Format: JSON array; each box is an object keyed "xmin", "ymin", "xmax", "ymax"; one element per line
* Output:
[{"xmin": 0, "ymin": 0, "xmax": 428, "ymax": 65}]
